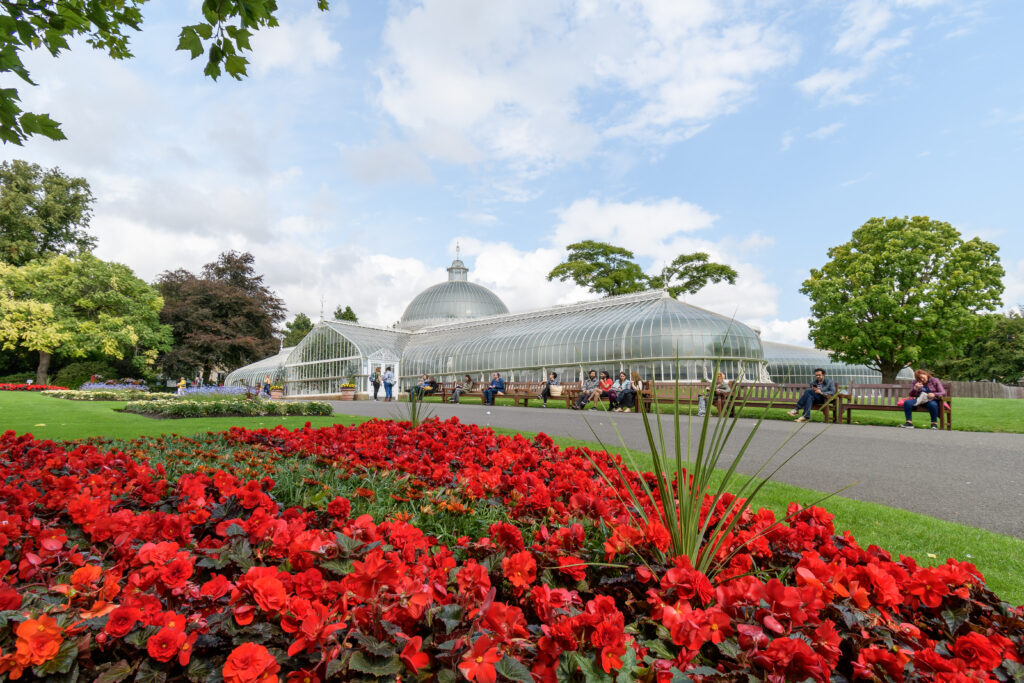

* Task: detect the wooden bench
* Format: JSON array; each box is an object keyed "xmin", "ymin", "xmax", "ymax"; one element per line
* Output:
[
  {"xmin": 736, "ymin": 383, "xmax": 841, "ymax": 423},
  {"xmin": 840, "ymin": 383, "xmax": 952, "ymax": 430}
]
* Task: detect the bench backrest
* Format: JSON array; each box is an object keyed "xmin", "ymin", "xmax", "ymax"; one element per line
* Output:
[
  {"xmin": 651, "ymin": 381, "xmax": 709, "ymax": 401},
  {"xmin": 847, "ymin": 383, "xmax": 952, "ymax": 406}
]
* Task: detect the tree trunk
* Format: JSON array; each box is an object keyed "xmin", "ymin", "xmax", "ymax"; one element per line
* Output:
[
  {"xmin": 879, "ymin": 362, "xmax": 903, "ymax": 384},
  {"xmin": 36, "ymin": 351, "xmax": 51, "ymax": 386}
]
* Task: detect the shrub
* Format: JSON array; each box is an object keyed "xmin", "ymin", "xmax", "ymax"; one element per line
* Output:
[
  {"xmin": 122, "ymin": 397, "xmax": 332, "ymax": 418},
  {"xmin": 52, "ymin": 361, "xmax": 118, "ymax": 391},
  {"xmin": 41, "ymin": 389, "xmax": 160, "ymax": 401}
]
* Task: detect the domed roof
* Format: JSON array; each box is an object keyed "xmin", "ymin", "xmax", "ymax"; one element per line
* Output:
[{"xmin": 400, "ymin": 257, "xmax": 509, "ymax": 330}]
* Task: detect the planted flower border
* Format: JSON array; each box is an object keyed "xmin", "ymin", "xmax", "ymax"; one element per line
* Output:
[
  {"xmin": 122, "ymin": 397, "xmax": 333, "ymax": 418},
  {"xmin": 0, "ymin": 418, "xmax": 1020, "ymax": 682},
  {"xmin": 0, "ymin": 383, "xmax": 68, "ymax": 392},
  {"xmin": 42, "ymin": 389, "xmax": 159, "ymax": 401}
]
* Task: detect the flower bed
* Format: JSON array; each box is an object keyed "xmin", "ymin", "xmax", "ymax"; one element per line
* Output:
[
  {"xmin": 177, "ymin": 385, "xmax": 250, "ymax": 397},
  {"xmin": 42, "ymin": 389, "xmax": 159, "ymax": 401},
  {"xmin": 0, "ymin": 383, "xmax": 68, "ymax": 391},
  {"xmin": 79, "ymin": 382, "xmax": 150, "ymax": 392},
  {"xmin": 0, "ymin": 419, "xmax": 1020, "ymax": 683},
  {"xmin": 122, "ymin": 397, "xmax": 333, "ymax": 418}
]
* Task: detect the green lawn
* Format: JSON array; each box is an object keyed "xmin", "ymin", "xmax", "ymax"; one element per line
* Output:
[
  {"xmin": 3, "ymin": 391, "xmax": 1023, "ymax": 605},
  {"xmin": 417, "ymin": 393, "xmax": 1024, "ymax": 433}
]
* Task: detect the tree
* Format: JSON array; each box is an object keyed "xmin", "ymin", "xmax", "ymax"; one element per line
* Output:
[
  {"xmin": 0, "ymin": 160, "xmax": 96, "ymax": 266},
  {"xmin": 933, "ymin": 310, "xmax": 1024, "ymax": 383},
  {"xmin": 1, "ymin": 0, "xmax": 331, "ymax": 144},
  {"xmin": 156, "ymin": 251, "xmax": 285, "ymax": 379},
  {"xmin": 648, "ymin": 252, "xmax": 738, "ymax": 297},
  {"xmin": 801, "ymin": 216, "xmax": 1005, "ymax": 383},
  {"xmin": 0, "ymin": 254, "xmax": 172, "ymax": 384},
  {"xmin": 282, "ymin": 312, "xmax": 314, "ymax": 347},
  {"xmin": 547, "ymin": 240, "xmax": 737, "ymax": 298},
  {"xmin": 334, "ymin": 305, "xmax": 358, "ymax": 322}
]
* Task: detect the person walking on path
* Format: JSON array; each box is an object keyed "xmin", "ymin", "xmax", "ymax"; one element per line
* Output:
[
  {"xmin": 787, "ymin": 368, "xmax": 836, "ymax": 423},
  {"xmin": 900, "ymin": 369, "xmax": 946, "ymax": 430}
]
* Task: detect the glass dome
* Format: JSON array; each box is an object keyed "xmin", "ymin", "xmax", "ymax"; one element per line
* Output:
[
  {"xmin": 401, "ymin": 290, "xmax": 765, "ymax": 383},
  {"xmin": 762, "ymin": 341, "xmax": 915, "ymax": 387},
  {"xmin": 399, "ymin": 258, "xmax": 509, "ymax": 330}
]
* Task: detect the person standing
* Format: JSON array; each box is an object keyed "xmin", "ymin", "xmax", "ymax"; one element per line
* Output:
[
  {"xmin": 177, "ymin": 377, "xmax": 187, "ymax": 396},
  {"xmin": 262, "ymin": 374, "xmax": 271, "ymax": 397},
  {"xmin": 787, "ymin": 368, "xmax": 836, "ymax": 423},
  {"xmin": 382, "ymin": 366, "xmax": 395, "ymax": 402},
  {"xmin": 483, "ymin": 372, "xmax": 505, "ymax": 405},
  {"xmin": 371, "ymin": 366, "xmax": 382, "ymax": 401},
  {"xmin": 900, "ymin": 369, "xmax": 946, "ymax": 429}
]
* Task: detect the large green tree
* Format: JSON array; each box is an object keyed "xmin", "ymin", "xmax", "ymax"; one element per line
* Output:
[
  {"xmin": 547, "ymin": 240, "xmax": 738, "ymax": 298},
  {"xmin": 282, "ymin": 312, "xmax": 313, "ymax": 347},
  {"xmin": 801, "ymin": 216, "xmax": 1005, "ymax": 383},
  {"xmin": 156, "ymin": 251, "xmax": 285, "ymax": 379},
  {"xmin": 932, "ymin": 310, "xmax": 1024, "ymax": 383},
  {"xmin": 0, "ymin": 0, "xmax": 331, "ymax": 144},
  {"xmin": 0, "ymin": 160, "xmax": 96, "ymax": 266},
  {"xmin": 0, "ymin": 254, "xmax": 172, "ymax": 384},
  {"xmin": 333, "ymin": 305, "xmax": 357, "ymax": 322}
]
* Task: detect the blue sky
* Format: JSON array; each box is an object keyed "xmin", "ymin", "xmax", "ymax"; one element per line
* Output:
[{"xmin": 4, "ymin": 0, "xmax": 1023, "ymax": 345}]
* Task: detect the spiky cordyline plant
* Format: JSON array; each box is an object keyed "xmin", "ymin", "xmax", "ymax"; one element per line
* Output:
[{"xmin": 584, "ymin": 360, "xmax": 844, "ymax": 579}]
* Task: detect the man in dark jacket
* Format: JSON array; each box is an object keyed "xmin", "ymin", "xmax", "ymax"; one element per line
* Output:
[
  {"xmin": 787, "ymin": 368, "xmax": 836, "ymax": 423},
  {"xmin": 483, "ymin": 372, "xmax": 505, "ymax": 405}
]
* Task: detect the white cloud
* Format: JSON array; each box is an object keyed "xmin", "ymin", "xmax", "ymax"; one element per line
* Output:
[
  {"xmin": 551, "ymin": 198, "xmax": 717, "ymax": 258},
  {"xmin": 342, "ymin": 140, "xmax": 434, "ymax": 184},
  {"xmin": 808, "ymin": 121, "xmax": 844, "ymax": 139},
  {"xmin": 751, "ymin": 317, "xmax": 812, "ymax": 346},
  {"xmin": 376, "ymin": 0, "xmax": 796, "ymax": 174},
  {"xmin": 1003, "ymin": 259, "xmax": 1024, "ymax": 311},
  {"xmin": 249, "ymin": 11, "xmax": 342, "ymax": 76},
  {"xmin": 458, "ymin": 212, "xmax": 499, "ymax": 226},
  {"xmin": 780, "ymin": 132, "xmax": 795, "ymax": 151},
  {"xmin": 797, "ymin": 67, "xmax": 869, "ymax": 105},
  {"xmin": 796, "ymin": 0, "xmax": 947, "ymax": 105}
]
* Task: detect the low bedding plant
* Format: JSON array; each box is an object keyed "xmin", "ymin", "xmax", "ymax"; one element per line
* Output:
[
  {"xmin": 42, "ymin": 389, "xmax": 157, "ymax": 401},
  {"xmin": 0, "ymin": 414, "xmax": 1021, "ymax": 682},
  {"xmin": 121, "ymin": 397, "xmax": 333, "ymax": 418},
  {"xmin": 0, "ymin": 383, "xmax": 68, "ymax": 391}
]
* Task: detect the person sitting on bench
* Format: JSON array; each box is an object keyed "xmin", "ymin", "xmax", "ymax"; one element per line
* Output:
[
  {"xmin": 612, "ymin": 371, "xmax": 634, "ymax": 412},
  {"xmin": 574, "ymin": 370, "xmax": 599, "ymax": 409},
  {"xmin": 483, "ymin": 372, "xmax": 505, "ymax": 405},
  {"xmin": 899, "ymin": 369, "xmax": 946, "ymax": 430},
  {"xmin": 712, "ymin": 371, "xmax": 734, "ymax": 417},
  {"xmin": 412, "ymin": 374, "xmax": 436, "ymax": 401},
  {"xmin": 450, "ymin": 375, "xmax": 473, "ymax": 403},
  {"xmin": 787, "ymin": 368, "xmax": 835, "ymax": 423},
  {"xmin": 539, "ymin": 371, "xmax": 560, "ymax": 407}
]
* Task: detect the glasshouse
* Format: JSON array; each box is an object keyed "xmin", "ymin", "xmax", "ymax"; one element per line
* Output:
[{"xmin": 226, "ymin": 257, "xmax": 899, "ymax": 396}]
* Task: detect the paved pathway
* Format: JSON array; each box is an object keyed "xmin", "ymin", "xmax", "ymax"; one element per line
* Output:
[{"xmin": 325, "ymin": 400, "xmax": 1024, "ymax": 539}]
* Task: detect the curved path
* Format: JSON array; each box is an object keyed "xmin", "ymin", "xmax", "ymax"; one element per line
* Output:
[{"xmin": 326, "ymin": 400, "xmax": 1024, "ymax": 539}]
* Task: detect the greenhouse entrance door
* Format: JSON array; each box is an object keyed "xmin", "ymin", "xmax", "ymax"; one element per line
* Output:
[{"xmin": 366, "ymin": 357, "xmax": 399, "ymax": 397}]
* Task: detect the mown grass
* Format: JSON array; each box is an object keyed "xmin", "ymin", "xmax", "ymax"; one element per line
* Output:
[
  {"xmin": 3, "ymin": 391, "xmax": 1022, "ymax": 605},
  {"xmin": 414, "ymin": 393, "xmax": 1024, "ymax": 433}
]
